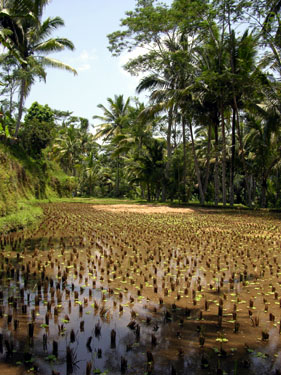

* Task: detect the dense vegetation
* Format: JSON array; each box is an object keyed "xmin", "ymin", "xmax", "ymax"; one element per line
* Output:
[{"xmin": 1, "ymin": 0, "xmax": 281, "ymax": 210}]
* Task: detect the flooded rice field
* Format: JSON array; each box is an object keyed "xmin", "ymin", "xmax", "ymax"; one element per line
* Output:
[{"xmin": 0, "ymin": 203, "xmax": 281, "ymax": 375}]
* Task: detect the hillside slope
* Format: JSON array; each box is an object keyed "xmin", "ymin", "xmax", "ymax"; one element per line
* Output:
[{"xmin": 0, "ymin": 140, "xmax": 76, "ymax": 231}]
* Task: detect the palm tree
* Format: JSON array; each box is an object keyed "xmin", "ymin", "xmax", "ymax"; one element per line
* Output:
[
  {"xmin": 136, "ymin": 33, "xmax": 209, "ymax": 204},
  {"xmin": 136, "ymin": 62, "xmax": 176, "ymax": 201},
  {"xmin": 51, "ymin": 124, "xmax": 82, "ymax": 175},
  {"xmin": 93, "ymin": 95, "xmax": 131, "ymax": 140},
  {"xmin": 244, "ymin": 103, "xmax": 281, "ymax": 207},
  {"xmin": 93, "ymin": 95, "xmax": 131, "ymax": 196},
  {"xmin": 0, "ymin": 0, "xmax": 77, "ymax": 137},
  {"xmin": 128, "ymin": 138, "xmax": 166, "ymax": 201},
  {"xmin": 226, "ymin": 29, "xmax": 259, "ymax": 206}
]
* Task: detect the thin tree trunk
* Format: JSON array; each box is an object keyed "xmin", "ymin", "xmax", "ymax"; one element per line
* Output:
[
  {"xmin": 182, "ymin": 117, "xmax": 187, "ymax": 202},
  {"xmin": 116, "ymin": 156, "xmax": 120, "ymax": 197},
  {"xmin": 221, "ymin": 104, "xmax": 227, "ymax": 206},
  {"xmin": 15, "ymin": 78, "xmax": 25, "ymax": 138},
  {"xmin": 141, "ymin": 184, "xmax": 145, "ymax": 200},
  {"xmin": 230, "ymin": 107, "xmax": 236, "ymax": 206},
  {"xmin": 9, "ymin": 84, "xmax": 14, "ymax": 115},
  {"xmin": 252, "ymin": 176, "xmax": 257, "ymax": 204},
  {"xmin": 233, "ymin": 96, "xmax": 252, "ymax": 206},
  {"xmin": 260, "ymin": 176, "xmax": 267, "ymax": 208},
  {"xmin": 189, "ymin": 121, "xmax": 205, "ymax": 205},
  {"xmin": 161, "ymin": 185, "xmax": 166, "ymax": 202},
  {"xmin": 203, "ymin": 123, "xmax": 212, "ymax": 197},
  {"xmin": 276, "ymin": 169, "xmax": 280, "ymax": 203},
  {"xmin": 89, "ymin": 175, "xmax": 93, "ymax": 196},
  {"xmin": 214, "ymin": 120, "xmax": 220, "ymax": 206},
  {"xmin": 167, "ymin": 107, "xmax": 173, "ymax": 160},
  {"xmin": 147, "ymin": 182, "xmax": 151, "ymax": 202},
  {"xmin": 162, "ymin": 106, "xmax": 173, "ymax": 202},
  {"xmin": 161, "ymin": 180, "xmax": 166, "ymax": 202},
  {"xmin": 227, "ymin": 14, "xmax": 251, "ymax": 207}
]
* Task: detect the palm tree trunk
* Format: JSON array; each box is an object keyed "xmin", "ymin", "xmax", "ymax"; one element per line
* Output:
[
  {"xmin": 226, "ymin": 12, "xmax": 252, "ymax": 207},
  {"xmin": 147, "ymin": 182, "xmax": 151, "ymax": 202},
  {"xmin": 116, "ymin": 156, "xmax": 120, "ymax": 197},
  {"xmin": 167, "ymin": 107, "xmax": 173, "ymax": 166},
  {"xmin": 252, "ymin": 176, "xmax": 257, "ymax": 204},
  {"xmin": 227, "ymin": 16, "xmax": 251, "ymax": 207},
  {"xmin": 233, "ymin": 96, "xmax": 252, "ymax": 206},
  {"xmin": 182, "ymin": 117, "xmax": 187, "ymax": 202},
  {"xmin": 15, "ymin": 78, "xmax": 26, "ymax": 138},
  {"xmin": 203, "ymin": 123, "xmax": 212, "ymax": 197},
  {"xmin": 276, "ymin": 169, "xmax": 280, "ymax": 203},
  {"xmin": 260, "ymin": 175, "xmax": 267, "ymax": 208},
  {"xmin": 221, "ymin": 104, "xmax": 227, "ymax": 206},
  {"xmin": 89, "ymin": 174, "xmax": 93, "ymax": 196},
  {"xmin": 141, "ymin": 184, "xmax": 145, "ymax": 199},
  {"xmin": 230, "ymin": 107, "xmax": 236, "ymax": 206},
  {"xmin": 9, "ymin": 84, "xmax": 14, "ymax": 115},
  {"xmin": 214, "ymin": 120, "xmax": 220, "ymax": 206},
  {"xmin": 162, "ymin": 106, "xmax": 173, "ymax": 202},
  {"xmin": 189, "ymin": 121, "xmax": 205, "ymax": 205}
]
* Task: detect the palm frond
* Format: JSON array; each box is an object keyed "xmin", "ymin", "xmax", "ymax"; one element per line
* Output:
[
  {"xmin": 34, "ymin": 38, "xmax": 75, "ymax": 53},
  {"xmin": 36, "ymin": 16, "xmax": 65, "ymax": 41},
  {"xmin": 136, "ymin": 74, "xmax": 167, "ymax": 94},
  {"xmin": 40, "ymin": 57, "xmax": 77, "ymax": 75}
]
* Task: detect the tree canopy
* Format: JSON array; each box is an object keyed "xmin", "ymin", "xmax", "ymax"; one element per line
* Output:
[{"xmin": 1, "ymin": 0, "xmax": 281, "ymax": 208}]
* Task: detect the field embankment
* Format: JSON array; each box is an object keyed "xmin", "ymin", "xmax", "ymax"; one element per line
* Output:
[{"xmin": 0, "ymin": 141, "xmax": 76, "ymax": 233}]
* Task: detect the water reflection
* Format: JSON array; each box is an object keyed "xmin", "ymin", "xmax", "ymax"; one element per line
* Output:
[{"xmin": 0, "ymin": 203, "xmax": 280, "ymax": 374}]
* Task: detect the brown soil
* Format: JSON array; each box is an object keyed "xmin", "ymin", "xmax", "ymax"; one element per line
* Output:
[
  {"xmin": 0, "ymin": 203, "xmax": 281, "ymax": 375},
  {"xmin": 92, "ymin": 203, "xmax": 194, "ymax": 214},
  {"xmin": 0, "ymin": 363, "xmax": 25, "ymax": 375}
]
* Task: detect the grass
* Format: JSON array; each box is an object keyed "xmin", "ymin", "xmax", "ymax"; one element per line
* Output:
[
  {"xmin": 0, "ymin": 201, "xmax": 43, "ymax": 234},
  {"xmin": 0, "ymin": 142, "xmax": 75, "ymax": 233},
  {"xmin": 34, "ymin": 197, "xmax": 146, "ymax": 205}
]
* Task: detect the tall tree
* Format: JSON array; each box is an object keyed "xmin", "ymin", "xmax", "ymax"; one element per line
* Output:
[
  {"xmin": 93, "ymin": 95, "xmax": 131, "ymax": 196},
  {"xmin": 0, "ymin": 0, "xmax": 77, "ymax": 137}
]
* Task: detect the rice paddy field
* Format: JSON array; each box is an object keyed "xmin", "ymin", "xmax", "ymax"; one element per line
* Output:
[{"xmin": 0, "ymin": 202, "xmax": 281, "ymax": 375}]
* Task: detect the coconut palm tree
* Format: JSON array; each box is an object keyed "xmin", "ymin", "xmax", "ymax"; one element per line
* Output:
[
  {"xmin": 128, "ymin": 138, "xmax": 166, "ymax": 201},
  {"xmin": 0, "ymin": 0, "xmax": 77, "ymax": 137},
  {"xmin": 136, "ymin": 32, "xmax": 209, "ymax": 204},
  {"xmin": 93, "ymin": 95, "xmax": 131, "ymax": 196},
  {"xmin": 136, "ymin": 60, "xmax": 177, "ymax": 200},
  {"xmin": 226, "ymin": 29, "xmax": 259, "ymax": 206},
  {"xmin": 244, "ymin": 101, "xmax": 281, "ymax": 207},
  {"xmin": 93, "ymin": 95, "xmax": 131, "ymax": 140},
  {"xmin": 51, "ymin": 124, "xmax": 82, "ymax": 175}
]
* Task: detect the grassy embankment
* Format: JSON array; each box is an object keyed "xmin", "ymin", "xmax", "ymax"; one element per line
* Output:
[{"xmin": 0, "ymin": 141, "xmax": 76, "ymax": 233}]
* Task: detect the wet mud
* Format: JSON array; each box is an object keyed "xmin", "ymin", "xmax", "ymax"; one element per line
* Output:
[{"xmin": 0, "ymin": 203, "xmax": 281, "ymax": 375}]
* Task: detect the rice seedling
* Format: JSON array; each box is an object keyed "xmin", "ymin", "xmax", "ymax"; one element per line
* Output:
[{"xmin": 0, "ymin": 202, "xmax": 280, "ymax": 374}]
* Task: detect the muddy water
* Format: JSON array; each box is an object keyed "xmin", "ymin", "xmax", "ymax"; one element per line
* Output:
[{"xmin": 0, "ymin": 203, "xmax": 281, "ymax": 375}]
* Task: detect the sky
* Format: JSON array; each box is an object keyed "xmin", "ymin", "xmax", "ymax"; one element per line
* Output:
[{"xmin": 25, "ymin": 0, "xmax": 156, "ymax": 129}]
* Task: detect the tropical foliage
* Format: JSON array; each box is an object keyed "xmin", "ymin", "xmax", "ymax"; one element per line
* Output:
[
  {"xmin": 0, "ymin": 0, "xmax": 77, "ymax": 136},
  {"xmin": 1, "ymin": 0, "xmax": 281, "ymax": 208}
]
